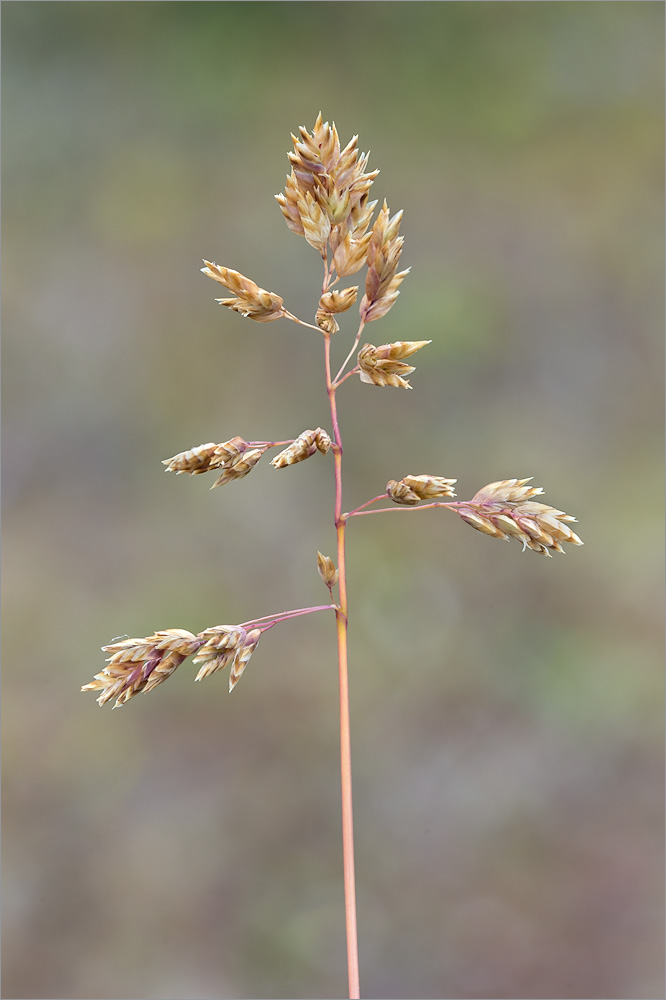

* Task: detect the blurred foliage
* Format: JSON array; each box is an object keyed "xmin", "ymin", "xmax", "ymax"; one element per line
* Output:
[{"xmin": 2, "ymin": 3, "xmax": 664, "ymax": 998}]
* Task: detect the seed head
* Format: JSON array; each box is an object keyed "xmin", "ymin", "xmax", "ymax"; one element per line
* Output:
[
  {"xmin": 277, "ymin": 114, "xmax": 379, "ymax": 255},
  {"xmin": 271, "ymin": 429, "xmax": 331, "ymax": 468},
  {"xmin": 201, "ymin": 262, "xmax": 285, "ymax": 323},
  {"xmin": 82, "ymin": 629, "xmax": 200, "ymax": 708},
  {"xmin": 456, "ymin": 480, "xmax": 583, "ymax": 556},
  {"xmin": 163, "ymin": 437, "xmax": 249, "ymax": 475},
  {"xmin": 357, "ymin": 341, "xmax": 429, "ymax": 389},
  {"xmin": 387, "ymin": 475, "xmax": 457, "ymax": 505}
]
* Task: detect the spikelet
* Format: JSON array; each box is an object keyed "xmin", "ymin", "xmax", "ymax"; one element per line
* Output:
[
  {"xmin": 82, "ymin": 629, "xmax": 200, "ymax": 708},
  {"xmin": 228, "ymin": 629, "xmax": 261, "ymax": 692},
  {"xmin": 357, "ymin": 341, "xmax": 430, "ymax": 389},
  {"xmin": 84, "ymin": 621, "xmax": 267, "ymax": 706},
  {"xmin": 315, "ymin": 310, "xmax": 340, "ymax": 335},
  {"xmin": 387, "ymin": 475, "xmax": 457, "ymax": 505},
  {"xmin": 201, "ymin": 262, "xmax": 285, "ymax": 322},
  {"xmin": 358, "ymin": 345, "xmax": 413, "ymax": 388},
  {"xmin": 469, "ymin": 479, "xmax": 545, "ymax": 505},
  {"xmin": 332, "ymin": 231, "xmax": 373, "ymax": 278},
  {"xmin": 163, "ymin": 437, "xmax": 249, "ymax": 475},
  {"xmin": 317, "ymin": 551, "xmax": 339, "ymax": 588},
  {"xmin": 329, "ymin": 195, "xmax": 377, "ymax": 258},
  {"xmin": 275, "ymin": 171, "xmax": 306, "ymax": 236},
  {"xmin": 192, "ymin": 626, "xmax": 246, "ymax": 681},
  {"xmin": 296, "ymin": 191, "xmax": 331, "ymax": 253},
  {"xmin": 319, "ymin": 288, "xmax": 358, "ymax": 314},
  {"xmin": 211, "ymin": 448, "xmax": 264, "ymax": 489},
  {"xmin": 316, "ymin": 288, "xmax": 358, "ymax": 334},
  {"xmin": 456, "ymin": 480, "xmax": 583, "ymax": 556},
  {"xmin": 271, "ymin": 428, "xmax": 332, "ymax": 468},
  {"xmin": 359, "ymin": 201, "xmax": 410, "ymax": 323}
]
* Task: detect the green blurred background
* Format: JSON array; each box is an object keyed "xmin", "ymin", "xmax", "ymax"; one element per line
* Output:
[{"xmin": 2, "ymin": 3, "xmax": 664, "ymax": 998}]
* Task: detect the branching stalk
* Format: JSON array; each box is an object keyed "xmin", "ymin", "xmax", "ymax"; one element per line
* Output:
[
  {"xmin": 325, "ymin": 331, "xmax": 360, "ymax": 999},
  {"xmin": 84, "ymin": 113, "xmax": 583, "ymax": 1000}
]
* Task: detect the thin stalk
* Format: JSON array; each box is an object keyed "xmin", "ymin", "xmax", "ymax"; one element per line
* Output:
[
  {"xmin": 334, "ymin": 319, "xmax": 365, "ymax": 384},
  {"xmin": 348, "ymin": 501, "xmax": 457, "ymax": 519},
  {"xmin": 346, "ymin": 494, "xmax": 389, "ymax": 517},
  {"xmin": 283, "ymin": 310, "xmax": 322, "ymax": 332},
  {"xmin": 333, "ymin": 366, "xmax": 360, "ymax": 390},
  {"xmin": 239, "ymin": 604, "xmax": 336, "ymax": 629},
  {"xmin": 325, "ymin": 332, "xmax": 360, "ymax": 1000},
  {"xmin": 247, "ymin": 439, "xmax": 294, "ymax": 450}
]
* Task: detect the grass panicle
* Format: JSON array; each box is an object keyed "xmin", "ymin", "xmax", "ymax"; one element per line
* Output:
[{"xmin": 84, "ymin": 115, "xmax": 582, "ymax": 999}]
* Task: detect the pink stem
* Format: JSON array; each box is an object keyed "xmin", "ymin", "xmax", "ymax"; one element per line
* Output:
[
  {"xmin": 334, "ymin": 319, "xmax": 365, "ymax": 384},
  {"xmin": 247, "ymin": 439, "xmax": 294, "ymax": 449},
  {"xmin": 333, "ymin": 366, "xmax": 360, "ymax": 390},
  {"xmin": 348, "ymin": 501, "xmax": 458, "ymax": 519},
  {"xmin": 346, "ymin": 493, "xmax": 389, "ymax": 517},
  {"xmin": 325, "ymin": 331, "xmax": 360, "ymax": 999},
  {"xmin": 283, "ymin": 310, "xmax": 322, "ymax": 332},
  {"xmin": 239, "ymin": 604, "xmax": 336, "ymax": 628}
]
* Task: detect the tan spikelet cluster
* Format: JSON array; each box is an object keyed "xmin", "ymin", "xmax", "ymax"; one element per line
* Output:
[
  {"xmin": 82, "ymin": 629, "xmax": 201, "ymax": 708},
  {"xmin": 163, "ymin": 437, "xmax": 264, "ymax": 489},
  {"xmin": 316, "ymin": 287, "xmax": 359, "ymax": 333},
  {"xmin": 163, "ymin": 436, "xmax": 249, "ymax": 475},
  {"xmin": 271, "ymin": 428, "xmax": 332, "ymax": 468},
  {"xmin": 201, "ymin": 262, "xmax": 286, "ymax": 322},
  {"xmin": 83, "ymin": 623, "xmax": 264, "ymax": 706},
  {"xmin": 456, "ymin": 479, "xmax": 584, "ymax": 556},
  {"xmin": 192, "ymin": 626, "xmax": 262, "ymax": 691},
  {"xmin": 315, "ymin": 309, "xmax": 339, "ymax": 335},
  {"xmin": 276, "ymin": 114, "xmax": 378, "ymax": 240},
  {"xmin": 387, "ymin": 475, "xmax": 457, "ymax": 506},
  {"xmin": 320, "ymin": 288, "xmax": 359, "ymax": 314},
  {"xmin": 210, "ymin": 448, "xmax": 264, "ymax": 489},
  {"xmin": 358, "ymin": 340, "xmax": 431, "ymax": 389},
  {"xmin": 360, "ymin": 201, "xmax": 410, "ymax": 323},
  {"xmin": 275, "ymin": 115, "xmax": 397, "ymax": 308},
  {"xmin": 317, "ymin": 551, "xmax": 339, "ymax": 588}
]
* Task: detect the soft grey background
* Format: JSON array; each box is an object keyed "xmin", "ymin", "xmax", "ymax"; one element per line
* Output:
[{"xmin": 3, "ymin": 3, "xmax": 664, "ymax": 998}]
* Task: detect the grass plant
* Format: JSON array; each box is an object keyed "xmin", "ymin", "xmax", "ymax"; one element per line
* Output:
[{"xmin": 83, "ymin": 115, "xmax": 583, "ymax": 999}]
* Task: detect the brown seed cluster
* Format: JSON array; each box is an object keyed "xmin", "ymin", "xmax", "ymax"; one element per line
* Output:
[
  {"xmin": 456, "ymin": 479, "xmax": 583, "ymax": 556},
  {"xmin": 83, "ymin": 625, "xmax": 263, "ymax": 707},
  {"xmin": 163, "ymin": 437, "xmax": 265, "ymax": 489},
  {"xmin": 271, "ymin": 428, "xmax": 332, "ymax": 468},
  {"xmin": 201, "ymin": 262, "xmax": 286, "ymax": 323},
  {"xmin": 276, "ymin": 114, "xmax": 378, "ymax": 250},
  {"xmin": 317, "ymin": 551, "xmax": 339, "ymax": 588},
  {"xmin": 82, "ymin": 629, "xmax": 200, "ymax": 708},
  {"xmin": 387, "ymin": 475, "xmax": 457, "ymax": 505},
  {"xmin": 358, "ymin": 340, "xmax": 431, "ymax": 389},
  {"xmin": 275, "ymin": 115, "xmax": 408, "ymax": 322}
]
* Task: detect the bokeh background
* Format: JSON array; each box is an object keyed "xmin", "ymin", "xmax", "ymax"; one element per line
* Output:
[{"xmin": 3, "ymin": 3, "xmax": 664, "ymax": 998}]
